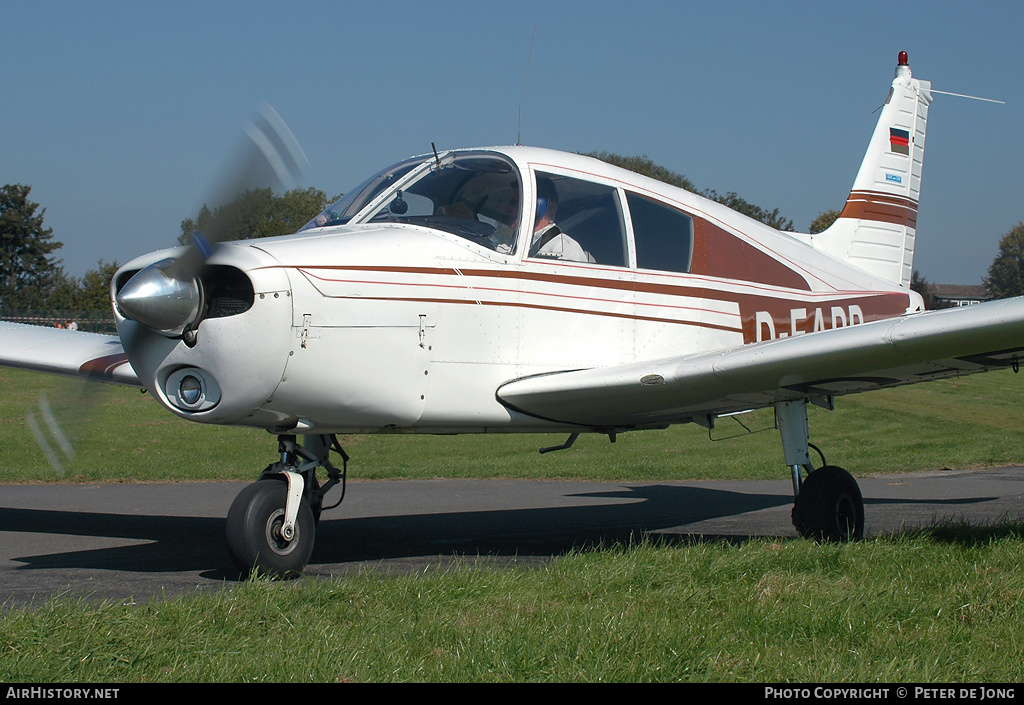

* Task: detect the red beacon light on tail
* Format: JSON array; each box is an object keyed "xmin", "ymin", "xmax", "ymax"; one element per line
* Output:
[{"xmin": 898, "ymin": 51, "xmax": 909, "ymax": 65}]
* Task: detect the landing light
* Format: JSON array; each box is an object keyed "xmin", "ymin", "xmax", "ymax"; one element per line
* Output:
[
  {"xmin": 165, "ymin": 367, "xmax": 221, "ymax": 412},
  {"xmin": 180, "ymin": 375, "xmax": 203, "ymax": 406}
]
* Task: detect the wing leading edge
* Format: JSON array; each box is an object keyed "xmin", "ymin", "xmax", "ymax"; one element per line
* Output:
[
  {"xmin": 496, "ymin": 297, "xmax": 1024, "ymax": 429},
  {"xmin": 0, "ymin": 321, "xmax": 139, "ymax": 386}
]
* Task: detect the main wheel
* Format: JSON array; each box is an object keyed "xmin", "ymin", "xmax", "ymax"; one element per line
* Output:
[
  {"xmin": 226, "ymin": 478, "xmax": 316, "ymax": 577},
  {"xmin": 793, "ymin": 465, "xmax": 864, "ymax": 541}
]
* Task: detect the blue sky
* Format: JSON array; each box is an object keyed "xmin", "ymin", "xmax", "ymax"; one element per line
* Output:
[{"xmin": 2, "ymin": 0, "xmax": 1022, "ymax": 285}]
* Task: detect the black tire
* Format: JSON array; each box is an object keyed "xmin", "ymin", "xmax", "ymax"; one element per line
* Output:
[
  {"xmin": 793, "ymin": 465, "xmax": 864, "ymax": 542},
  {"xmin": 226, "ymin": 479, "xmax": 316, "ymax": 577}
]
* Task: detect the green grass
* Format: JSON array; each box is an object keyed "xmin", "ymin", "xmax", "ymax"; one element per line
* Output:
[
  {"xmin": 3, "ymin": 367, "xmax": 1024, "ymax": 682},
  {"xmin": 2, "ymin": 529, "xmax": 1023, "ymax": 682},
  {"xmin": 3, "ymin": 366, "xmax": 1024, "ymax": 483}
]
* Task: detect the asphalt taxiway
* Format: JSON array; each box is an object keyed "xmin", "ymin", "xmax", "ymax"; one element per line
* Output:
[{"xmin": 2, "ymin": 468, "xmax": 1023, "ymax": 608}]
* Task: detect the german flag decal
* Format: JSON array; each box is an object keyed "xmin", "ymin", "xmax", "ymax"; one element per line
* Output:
[{"xmin": 889, "ymin": 127, "xmax": 910, "ymax": 155}]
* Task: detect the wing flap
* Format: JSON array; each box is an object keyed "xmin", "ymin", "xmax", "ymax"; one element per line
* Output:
[
  {"xmin": 0, "ymin": 321, "xmax": 139, "ymax": 386},
  {"xmin": 496, "ymin": 296, "xmax": 1024, "ymax": 428}
]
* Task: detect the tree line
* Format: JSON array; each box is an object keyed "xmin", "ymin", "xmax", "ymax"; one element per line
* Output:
[
  {"xmin": 3, "ymin": 154, "xmax": 1023, "ymax": 322},
  {"xmin": 0, "ymin": 184, "xmax": 335, "ymax": 328}
]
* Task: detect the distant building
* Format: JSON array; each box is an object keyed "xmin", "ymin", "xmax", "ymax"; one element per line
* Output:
[{"xmin": 928, "ymin": 284, "xmax": 991, "ymax": 309}]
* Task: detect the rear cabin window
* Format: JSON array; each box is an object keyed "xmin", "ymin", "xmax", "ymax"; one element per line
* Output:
[{"xmin": 627, "ymin": 192, "xmax": 693, "ymax": 273}]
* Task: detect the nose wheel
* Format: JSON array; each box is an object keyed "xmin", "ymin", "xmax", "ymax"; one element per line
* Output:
[
  {"xmin": 226, "ymin": 434, "xmax": 349, "ymax": 577},
  {"xmin": 226, "ymin": 478, "xmax": 316, "ymax": 577}
]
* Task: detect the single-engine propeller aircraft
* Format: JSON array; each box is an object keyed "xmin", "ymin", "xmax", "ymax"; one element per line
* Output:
[{"xmin": 2, "ymin": 52, "xmax": 1022, "ymax": 575}]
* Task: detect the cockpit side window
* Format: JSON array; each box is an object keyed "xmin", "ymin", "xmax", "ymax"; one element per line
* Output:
[
  {"xmin": 626, "ymin": 192, "xmax": 694, "ymax": 273},
  {"xmin": 366, "ymin": 155, "xmax": 522, "ymax": 253},
  {"xmin": 528, "ymin": 172, "xmax": 627, "ymax": 266}
]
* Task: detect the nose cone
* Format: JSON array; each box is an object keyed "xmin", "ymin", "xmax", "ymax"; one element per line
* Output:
[{"xmin": 115, "ymin": 259, "xmax": 202, "ymax": 336}]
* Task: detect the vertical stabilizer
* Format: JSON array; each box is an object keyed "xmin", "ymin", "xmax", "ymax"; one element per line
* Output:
[{"xmin": 813, "ymin": 52, "xmax": 932, "ymax": 287}]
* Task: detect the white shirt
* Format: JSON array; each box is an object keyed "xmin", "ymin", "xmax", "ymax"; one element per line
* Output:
[{"xmin": 530, "ymin": 224, "xmax": 595, "ymax": 263}]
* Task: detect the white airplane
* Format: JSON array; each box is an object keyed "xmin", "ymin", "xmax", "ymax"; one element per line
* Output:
[{"xmin": 2, "ymin": 52, "xmax": 1022, "ymax": 576}]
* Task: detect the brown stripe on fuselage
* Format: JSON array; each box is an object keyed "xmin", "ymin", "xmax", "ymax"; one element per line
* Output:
[
  {"xmin": 691, "ymin": 218, "xmax": 812, "ymax": 291},
  {"xmin": 736, "ymin": 291, "xmax": 911, "ymax": 344},
  {"xmin": 296, "ymin": 264, "xmax": 911, "ymax": 344},
  {"xmin": 300, "ymin": 264, "xmax": 900, "ymax": 307}
]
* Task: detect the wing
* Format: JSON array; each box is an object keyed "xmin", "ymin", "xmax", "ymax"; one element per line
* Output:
[
  {"xmin": 496, "ymin": 296, "xmax": 1024, "ymax": 429},
  {"xmin": 0, "ymin": 321, "xmax": 140, "ymax": 386}
]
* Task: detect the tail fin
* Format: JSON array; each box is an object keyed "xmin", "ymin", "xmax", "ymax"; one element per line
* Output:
[{"xmin": 812, "ymin": 51, "xmax": 932, "ymax": 287}]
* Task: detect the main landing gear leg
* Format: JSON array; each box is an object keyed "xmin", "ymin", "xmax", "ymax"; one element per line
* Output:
[
  {"xmin": 776, "ymin": 399, "xmax": 864, "ymax": 542},
  {"xmin": 226, "ymin": 434, "xmax": 349, "ymax": 577}
]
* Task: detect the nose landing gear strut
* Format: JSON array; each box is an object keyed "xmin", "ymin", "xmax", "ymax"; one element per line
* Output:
[{"xmin": 226, "ymin": 434, "xmax": 348, "ymax": 577}]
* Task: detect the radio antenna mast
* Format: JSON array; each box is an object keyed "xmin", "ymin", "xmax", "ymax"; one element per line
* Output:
[{"xmin": 517, "ymin": 26, "xmax": 537, "ymax": 145}]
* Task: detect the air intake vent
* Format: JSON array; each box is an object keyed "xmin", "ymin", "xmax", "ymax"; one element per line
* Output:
[{"xmin": 202, "ymin": 266, "xmax": 255, "ymax": 319}]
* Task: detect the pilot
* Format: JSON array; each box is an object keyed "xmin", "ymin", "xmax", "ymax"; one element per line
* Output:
[
  {"xmin": 484, "ymin": 181, "xmax": 521, "ymax": 254},
  {"xmin": 529, "ymin": 177, "xmax": 595, "ymax": 262}
]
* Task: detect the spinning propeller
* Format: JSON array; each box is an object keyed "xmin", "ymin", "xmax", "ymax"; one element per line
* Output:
[
  {"xmin": 29, "ymin": 104, "xmax": 309, "ymax": 475},
  {"xmin": 115, "ymin": 103, "xmax": 309, "ymax": 338}
]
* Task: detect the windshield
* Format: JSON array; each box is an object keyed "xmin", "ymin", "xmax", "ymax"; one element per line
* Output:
[
  {"xmin": 362, "ymin": 154, "xmax": 522, "ymax": 254},
  {"xmin": 300, "ymin": 156, "xmax": 428, "ymax": 231}
]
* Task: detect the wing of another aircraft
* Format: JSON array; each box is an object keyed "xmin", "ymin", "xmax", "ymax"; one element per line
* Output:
[
  {"xmin": 496, "ymin": 296, "xmax": 1024, "ymax": 430},
  {"xmin": 0, "ymin": 321, "xmax": 139, "ymax": 386}
]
